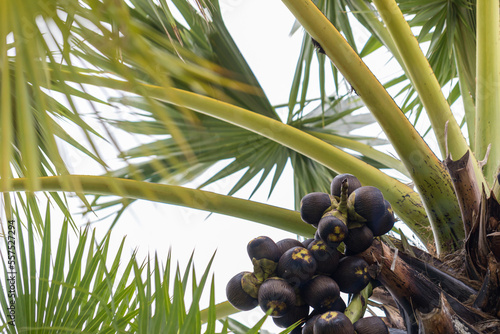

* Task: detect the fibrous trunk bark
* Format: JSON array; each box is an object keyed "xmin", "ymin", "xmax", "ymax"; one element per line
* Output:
[{"xmin": 359, "ymin": 240, "xmax": 500, "ymax": 333}]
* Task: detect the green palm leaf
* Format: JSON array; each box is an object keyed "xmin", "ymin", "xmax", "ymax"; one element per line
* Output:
[{"xmin": 0, "ymin": 204, "xmax": 226, "ymax": 333}]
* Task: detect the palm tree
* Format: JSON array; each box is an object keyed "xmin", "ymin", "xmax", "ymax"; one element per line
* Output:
[{"xmin": 1, "ymin": 0, "xmax": 500, "ymax": 332}]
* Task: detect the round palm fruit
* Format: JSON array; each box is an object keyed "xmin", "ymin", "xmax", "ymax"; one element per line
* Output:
[
  {"xmin": 307, "ymin": 295, "xmax": 346, "ymax": 319},
  {"xmin": 247, "ymin": 236, "xmax": 281, "ymax": 262},
  {"xmin": 317, "ymin": 215, "xmax": 348, "ymax": 247},
  {"xmin": 307, "ymin": 240, "xmax": 340, "ymax": 275},
  {"xmin": 277, "ymin": 247, "xmax": 317, "ymax": 287},
  {"xmin": 332, "ymin": 256, "xmax": 371, "ymax": 294},
  {"xmin": 353, "ymin": 317, "xmax": 389, "ymax": 334},
  {"xmin": 277, "ymin": 238, "xmax": 305, "ymax": 256},
  {"xmin": 290, "ymin": 326, "xmax": 304, "ymax": 334},
  {"xmin": 347, "ymin": 186, "xmax": 386, "ymax": 227},
  {"xmin": 247, "ymin": 236, "xmax": 281, "ymax": 280},
  {"xmin": 313, "ymin": 311, "xmax": 355, "ymax": 334},
  {"xmin": 330, "ymin": 174, "xmax": 362, "ymax": 198},
  {"xmin": 226, "ymin": 271, "xmax": 260, "ymax": 311},
  {"xmin": 302, "ymin": 275, "xmax": 340, "ymax": 312},
  {"xmin": 366, "ymin": 200, "xmax": 395, "ymax": 236},
  {"xmin": 343, "ymin": 225, "xmax": 374, "ymax": 256},
  {"xmin": 273, "ymin": 304, "xmax": 309, "ymax": 328},
  {"xmin": 329, "ymin": 296, "xmax": 346, "ymax": 313},
  {"xmin": 300, "ymin": 192, "xmax": 335, "ymax": 227},
  {"xmin": 258, "ymin": 277, "xmax": 296, "ymax": 318},
  {"xmin": 302, "ymin": 238, "xmax": 315, "ymax": 249},
  {"xmin": 302, "ymin": 314, "xmax": 320, "ymax": 334}
]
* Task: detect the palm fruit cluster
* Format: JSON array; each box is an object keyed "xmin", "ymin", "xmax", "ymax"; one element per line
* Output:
[
  {"xmin": 226, "ymin": 174, "xmax": 395, "ymax": 333},
  {"xmin": 301, "ymin": 173, "xmax": 395, "ymax": 256}
]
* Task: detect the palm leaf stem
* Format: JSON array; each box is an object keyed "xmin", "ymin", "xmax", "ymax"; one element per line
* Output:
[
  {"xmin": 456, "ymin": 50, "xmax": 476, "ymax": 150},
  {"xmin": 371, "ymin": 0, "xmax": 486, "ymax": 189},
  {"xmin": 307, "ymin": 130, "xmax": 409, "ymax": 177},
  {"xmin": 347, "ymin": 0, "xmax": 406, "ymax": 72},
  {"xmin": 53, "ymin": 71, "xmax": 433, "ymax": 245},
  {"xmin": 280, "ymin": 0, "xmax": 462, "ymax": 254},
  {"xmin": 10, "ymin": 175, "xmax": 316, "ymax": 237},
  {"xmin": 199, "ymin": 301, "xmax": 238, "ymax": 324},
  {"xmin": 454, "ymin": 5, "xmax": 477, "ymax": 104},
  {"xmin": 475, "ymin": 0, "xmax": 500, "ymax": 184},
  {"xmin": 0, "ymin": 2, "xmax": 12, "ymax": 192}
]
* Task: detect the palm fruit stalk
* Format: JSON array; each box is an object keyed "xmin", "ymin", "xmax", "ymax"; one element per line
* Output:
[{"xmin": 343, "ymin": 281, "xmax": 373, "ymax": 323}]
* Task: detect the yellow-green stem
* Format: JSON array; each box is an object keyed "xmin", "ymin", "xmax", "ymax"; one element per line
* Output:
[
  {"xmin": 344, "ymin": 282, "xmax": 373, "ymax": 323},
  {"xmin": 281, "ymin": 0, "xmax": 462, "ymax": 254},
  {"xmin": 475, "ymin": 0, "xmax": 500, "ymax": 184},
  {"xmin": 308, "ymin": 131, "xmax": 409, "ymax": 177},
  {"xmin": 348, "ymin": 0, "xmax": 406, "ymax": 72},
  {"xmin": 54, "ymin": 71, "xmax": 433, "ymax": 246},
  {"xmin": 371, "ymin": 0, "xmax": 486, "ymax": 190},
  {"xmin": 0, "ymin": 2, "xmax": 12, "ymax": 193},
  {"xmin": 9, "ymin": 175, "xmax": 315, "ymax": 237},
  {"xmin": 200, "ymin": 301, "xmax": 238, "ymax": 324},
  {"xmin": 456, "ymin": 50, "xmax": 476, "ymax": 150},
  {"xmin": 3, "ymin": 193, "xmax": 13, "ymax": 222}
]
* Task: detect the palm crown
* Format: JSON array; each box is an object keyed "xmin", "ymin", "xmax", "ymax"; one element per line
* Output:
[{"xmin": 1, "ymin": 0, "xmax": 500, "ymax": 332}]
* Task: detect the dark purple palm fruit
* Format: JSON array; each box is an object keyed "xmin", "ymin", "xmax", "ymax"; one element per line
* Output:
[
  {"xmin": 329, "ymin": 296, "xmax": 346, "ymax": 312},
  {"xmin": 301, "ymin": 275, "xmax": 340, "ymax": 312},
  {"xmin": 289, "ymin": 325, "xmax": 304, "ymax": 334},
  {"xmin": 347, "ymin": 186, "xmax": 386, "ymax": 229},
  {"xmin": 258, "ymin": 277, "xmax": 296, "ymax": 318},
  {"xmin": 277, "ymin": 246, "xmax": 317, "ymax": 288},
  {"xmin": 343, "ymin": 225, "xmax": 374, "ymax": 255},
  {"xmin": 302, "ymin": 238, "xmax": 315, "ymax": 249},
  {"xmin": 273, "ymin": 303, "xmax": 309, "ymax": 328},
  {"xmin": 226, "ymin": 271, "xmax": 260, "ymax": 311},
  {"xmin": 366, "ymin": 199, "xmax": 396, "ymax": 236},
  {"xmin": 313, "ymin": 311, "xmax": 355, "ymax": 333},
  {"xmin": 307, "ymin": 240, "xmax": 340, "ymax": 275},
  {"xmin": 330, "ymin": 174, "xmax": 362, "ymax": 198},
  {"xmin": 317, "ymin": 213, "xmax": 348, "ymax": 248},
  {"xmin": 300, "ymin": 192, "xmax": 337, "ymax": 227},
  {"xmin": 332, "ymin": 256, "xmax": 371, "ymax": 294},
  {"xmin": 247, "ymin": 236, "xmax": 281, "ymax": 281},
  {"xmin": 302, "ymin": 314, "xmax": 320, "ymax": 334},
  {"xmin": 277, "ymin": 238, "xmax": 305, "ymax": 256},
  {"xmin": 353, "ymin": 317, "xmax": 389, "ymax": 334}
]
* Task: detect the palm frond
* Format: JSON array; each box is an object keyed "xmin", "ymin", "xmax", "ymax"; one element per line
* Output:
[{"xmin": 0, "ymin": 204, "xmax": 226, "ymax": 333}]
